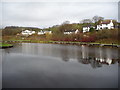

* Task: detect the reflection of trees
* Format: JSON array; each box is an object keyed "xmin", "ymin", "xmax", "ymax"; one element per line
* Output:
[
  {"xmin": 60, "ymin": 48, "xmax": 69, "ymax": 62},
  {"xmin": 117, "ymin": 59, "xmax": 120, "ymax": 66},
  {"xmin": 4, "ymin": 49, "xmax": 10, "ymax": 54},
  {"xmin": 90, "ymin": 58, "xmax": 102, "ymax": 68},
  {"xmin": 117, "ymin": 50, "xmax": 120, "ymax": 66},
  {"xmin": 77, "ymin": 56, "xmax": 117, "ymax": 68},
  {"xmin": 76, "ymin": 45, "xmax": 103, "ymax": 68},
  {"xmin": 76, "ymin": 45, "xmax": 119, "ymax": 68},
  {"xmin": 13, "ymin": 43, "xmax": 120, "ymax": 67},
  {"xmin": 21, "ymin": 43, "xmax": 39, "ymax": 55},
  {"xmin": 79, "ymin": 58, "xmax": 91, "ymax": 64},
  {"xmin": 77, "ymin": 45, "xmax": 90, "ymax": 64},
  {"xmin": 105, "ymin": 48, "xmax": 112, "ymax": 65},
  {"xmin": 81, "ymin": 45, "xmax": 89, "ymax": 59}
]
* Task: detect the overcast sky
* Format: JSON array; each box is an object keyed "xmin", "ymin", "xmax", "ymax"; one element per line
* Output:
[{"xmin": 0, "ymin": 0, "xmax": 119, "ymax": 29}]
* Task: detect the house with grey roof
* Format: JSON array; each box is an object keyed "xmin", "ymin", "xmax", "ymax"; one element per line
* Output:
[{"xmin": 96, "ymin": 20, "xmax": 114, "ymax": 30}]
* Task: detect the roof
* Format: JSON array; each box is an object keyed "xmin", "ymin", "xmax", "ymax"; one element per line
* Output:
[
  {"xmin": 99, "ymin": 20, "xmax": 116, "ymax": 24},
  {"xmin": 101, "ymin": 20, "xmax": 111, "ymax": 24}
]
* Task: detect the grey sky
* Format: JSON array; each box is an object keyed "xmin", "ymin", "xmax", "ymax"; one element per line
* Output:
[{"xmin": 0, "ymin": 0, "xmax": 119, "ymax": 29}]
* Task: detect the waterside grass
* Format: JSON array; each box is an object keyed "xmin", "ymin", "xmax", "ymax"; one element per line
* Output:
[
  {"xmin": 2, "ymin": 40, "xmax": 120, "ymax": 48},
  {"xmin": 0, "ymin": 43, "xmax": 13, "ymax": 48}
]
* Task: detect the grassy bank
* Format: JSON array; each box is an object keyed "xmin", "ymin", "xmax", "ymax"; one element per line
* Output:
[
  {"xmin": 0, "ymin": 43, "xmax": 13, "ymax": 48},
  {"xmin": 2, "ymin": 39, "xmax": 119, "ymax": 44},
  {"xmin": 1, "ymin": 40, "xmax": 120, "ymax": 48}
]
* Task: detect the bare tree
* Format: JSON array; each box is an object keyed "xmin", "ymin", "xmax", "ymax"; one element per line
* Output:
[
  {"xmin": 80, "ymin": 19, "xmax": 92, "ymax": 24},
  {"xmin": 62, "ymin": 21, "xmax": 70, "ymax": 25},
  {"xmin": 92, "ymin": 15, "xmax": 104, "ymax": 23}
]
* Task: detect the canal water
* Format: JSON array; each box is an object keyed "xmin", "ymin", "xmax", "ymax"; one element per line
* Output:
[{"xmin": 2, "ymin": 43, "xmax": 119, "ymax": 88}]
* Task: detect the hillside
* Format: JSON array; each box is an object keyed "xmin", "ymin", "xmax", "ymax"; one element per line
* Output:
[{"xmin": 2, "ymin": 26, "xmax": 41, "ymax": 36}]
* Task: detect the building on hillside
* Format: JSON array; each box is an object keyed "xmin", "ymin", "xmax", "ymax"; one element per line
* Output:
[
  {"xmin": 96, "ymin": 20, "xmax": 114, "ymax": 30},
  {"xmin": 75, "ymin": 29, "xmax": 79, "ymax": 34},
  {"xmin": 21, "ymin": 30, "xmax": 35, "ymax": 35},
  {"xmin": 38, "ymin": 30, "xmax": 45, "ymax": 35},
  {"xmin": 82, "ymin": 25, "xmax": 95, "ymax": 33},
  {"xmin": 38, "ymin": 30, "xmax": 52, "ymax": 35},
  {"xmin": 82, "ymin": 27, "xmax": 90, "ymax": 33},
  {"xmin": 64, "ymin": 29, "xmax": 79, "ymax": 35},
  {"xmin": 44, "ymin": 30, "xmax": 52, "ymax": 34}
]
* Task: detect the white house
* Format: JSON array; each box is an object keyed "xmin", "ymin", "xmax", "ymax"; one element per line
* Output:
[
  {"xmin": 75, "ymin": 29, "xmax": 79, "ymax": 34},
  {"xmin": 38, "ymin": 30, "xmax": 45, "ymax": 35},
  {"xmin": 82, "ymin": 27, "xmax": 90, "ymax": 33},
  {"xmin": 44, "ymin": 31, "xmax": 52, "ymax": 34},
  {"xmin": 96, "ymin": 20, "xmax": 114, "ymax": 30},
  {"xmin": 21, "ymin": 30, "xmax": 35, "ymax": 35},
  {"xmin": 32, "ymin": 31, "xmax": 35, "ymax": 34},
  {"xmin": 38, "ymin": 30, "xmax": 52, "ymax": 35},
  {"xmin": 82, "ymin": 25, "xmax": 96, "ymax": 33},
  {"xmin": 64, "ymin": 29, "xmax": 79, "ymax": 35}
]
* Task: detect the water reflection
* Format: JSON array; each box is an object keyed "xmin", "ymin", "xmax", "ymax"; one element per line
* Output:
[
  {"xmin": 0, "ymin": 49, "xmax": 2, "ymax": 89},
  {"xmin": 60, "ymin": 47, "xmax": 69, "ymax": 62},
  {"xmin": 3, "ymin": 43, "xmax": 119, "ymax": 68},
  {"xmin": 2, "ymin": 43, "xmax": 119, "ymax": 88},
  {"xmin": 76, "ymin": 45, "xmax": 119, "ymax": 68},
  {"xmin": 81, "ymin": 45, "xmax": 89, "ymax": 59}
]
